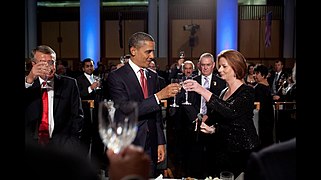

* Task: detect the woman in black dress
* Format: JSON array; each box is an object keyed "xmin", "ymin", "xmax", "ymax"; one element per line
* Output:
[
  {"xmin": 253, "ymin": 64, "xmax": 275, "ymax": 149},
  {"xmin": 184, "ymin": 49, "xmax": 259, "ymax": 177}
]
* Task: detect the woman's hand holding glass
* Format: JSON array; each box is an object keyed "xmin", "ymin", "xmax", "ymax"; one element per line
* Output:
[
  {"xmin": 182, "ymin": 75, "xmax": 197, "ymax": 105},
  {"xmin": 183, "ymin": 79, "xmax": 213, "ymax": 104}
]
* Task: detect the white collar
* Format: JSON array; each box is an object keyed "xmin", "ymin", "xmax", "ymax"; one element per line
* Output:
[{"xmin": 129, "ymin": 59, "xmax": 147, "ymax": 73}]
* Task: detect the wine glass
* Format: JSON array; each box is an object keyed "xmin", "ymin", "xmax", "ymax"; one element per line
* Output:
[
  {"xmin": 39, "ymin": 60, "xmax": 54, "ymax": 89},
  {"xmin": 98, "ymin": 100, "xmax": 138, "ymax": 154},
  {"xmin": 169, "ymin": 78, "xmax": 181, "ymax": 107},
  {"xmin": 220, "ymin": 171, "xmax": 234, "ymax": 180},
  {"xmin": 182, "ymin": 75, "xmax": 196, "ymax": 105},
  {"xmin": 93, "ymin": 75, "xmax": 102, "ymax": 89}
]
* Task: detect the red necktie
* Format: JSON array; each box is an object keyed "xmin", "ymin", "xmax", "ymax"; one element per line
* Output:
[
  {"xmin": 139, "ymin": 69, "xmax": 148, "ymax": 99},
  {"xmin": 38, "ymin": 87, "xmax": 49, "ymax": 145}
]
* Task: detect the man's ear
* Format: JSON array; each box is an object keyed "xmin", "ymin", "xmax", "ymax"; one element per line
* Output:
[{"xmin": 130, "ymin": 47, "xmax": 136, "ymax": 56}]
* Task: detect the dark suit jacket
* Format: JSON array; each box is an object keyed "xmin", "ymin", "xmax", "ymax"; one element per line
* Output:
[
  {"xmin": 268, "ymin": 70, "xmax": 289, "ymax": 97},
  {"xmin": 245, "ymin": 138, "xmax": 296, "ymax": 180},
  {"xmin": 25, "ymin": 74, "xmax": 84, "ymax": 151},
  {"xmin": 181, "ymin": 73, "xmax": 226, "ymax": 124},
  {"xmin": 76, "ymin": 73, "xmax": 104, "ymax": 102},
  {"xmin": 106, "ymin": 63, "xmax": 166, "ymax": 163}
]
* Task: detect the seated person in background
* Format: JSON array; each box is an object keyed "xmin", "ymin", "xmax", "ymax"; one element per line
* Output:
[{"xmin": 244, "ymin": 138, "xmax": 296, "ymax": 180}]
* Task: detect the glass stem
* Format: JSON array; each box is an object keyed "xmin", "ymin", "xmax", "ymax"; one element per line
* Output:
[{"xmin": 185, "ymin": 91, "xmax": 188, "ymax": 102}]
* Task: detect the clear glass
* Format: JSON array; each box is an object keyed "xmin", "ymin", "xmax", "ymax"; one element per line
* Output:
[
  {"xmin": 39, "ymin": 60, "xmax": 54, "ymax": 89},
  {"xmin": 220, "ymin": 171, "xmax": 234, "ymax": 180},
  {"xmin": 182, "ymin": 75, "xmax": 197, "ymax": 105},
  {"xmin": 169, "ymin": 78, "xmax": 181, "ymax": 107},
  {"xmin": 93, "ymin": 75, "xmax": 102, "ymax": 89},
  {"xmin": 98, "ymin": 100, "xmax": 138, "ymax": 154}
]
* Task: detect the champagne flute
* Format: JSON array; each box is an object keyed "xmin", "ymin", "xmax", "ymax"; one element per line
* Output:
[
  {"xmin": 169, "ymin": 78, "xmax": 180, "ymax": 107},
  {"xmin": 98, "ymin": 100, "xmax": 138, "ymax": 154},
  {"xmin": 182, "ymin": 75, "xmax": 197, "ymax": 105}
]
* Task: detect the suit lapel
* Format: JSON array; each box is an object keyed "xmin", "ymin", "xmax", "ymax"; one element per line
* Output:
[
  {"xmin": 53, "ymin": 75, "xmax": 62, "ymax": 112},
  {"xmin": 146, "ymin": 69, "xmax": 154, "ymax": 96},
  {"xmin": 124, "ymin": 63, "xmax": 145, "ymax": 99}
]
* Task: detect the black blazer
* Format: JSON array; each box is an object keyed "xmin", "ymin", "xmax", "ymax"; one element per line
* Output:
[
  {"xmin": 25, "ymin": 74, "xmax": 84, "ymax": 150},
  {"xmin": 76, "ymin": 73, "xmax": 104, "ymax": 102},
  {"xmin": 106, "ymin": 63, "xmax": 166, "ymax": 162},
  {"xmin": 76, "ymin": 73, "xmax": 96, "ymax": 100},
  {"xmin": 183, "ymin": 74, "xmax": 226, "ymax": 120}
]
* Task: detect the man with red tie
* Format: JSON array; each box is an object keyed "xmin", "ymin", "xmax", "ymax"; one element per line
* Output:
[
  {"xmin": 106, "ymin": 32, "xmax": 180, "ymax": 177},
  {"xmin": 25, "ymin": 45, "xmax": 84, "ymax": 153}
]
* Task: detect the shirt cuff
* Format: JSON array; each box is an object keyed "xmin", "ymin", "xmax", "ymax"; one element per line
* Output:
[
  {"xmin": 88, "ymin": 86, "xmax": 93, "ymax": 93},
  {"xmin": 154, "ymin": 94, "xmax": 160, "ymax": 104},
  {"xmin": 25, "ymin": 77, "xmax": 33, "ymax": 88}
]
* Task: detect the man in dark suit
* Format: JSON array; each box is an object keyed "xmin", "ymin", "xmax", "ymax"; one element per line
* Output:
[
  {"xmin": 178, "ymin": 53, "xmax": 226, "ymax": 178},
  {"xmin": 106, "ymin": 32, "xmax": 181, "ymax": 177},
  {"xmin": 268, "ymin": 60, "xmax": 289, "ymax": 101},
  {"xmin": 25, "ymin": 45, "xmax": 85, "ymax": 154},
  {"xmin": 76, "ymin": 58, "xmax": 106, "ymax": 172},
  {"xmin": 245, "ymin": 138, "xmax": 296, "ymax": 180}
]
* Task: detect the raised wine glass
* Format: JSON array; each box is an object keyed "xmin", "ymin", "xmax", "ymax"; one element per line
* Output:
[
  {"xmin": 169, "ymin": 78, "xmax": 181, "ymax": 107},
  {"xmin": 93, "ymin": 75, "xmax": 102, "ymax": 90},
  {"xmin": 98, "ymin": 100, "xmax": 138, "ymax": 154},
  {"xmin": 182, "ymin": 75, "xmax": 197, "ymax": 105},
  {"xmin": 38, "ymin": 59, "xmax": 54, "ymax": 89}
]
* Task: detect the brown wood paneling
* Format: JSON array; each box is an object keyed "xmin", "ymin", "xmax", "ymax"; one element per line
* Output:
[
  {"xmin": 41, "ymin": 22, "xmax": 60, "ymax": 54},
  {"xmin": 60, "ymin": 21, "xmax": 79, "ymax": 58},
  {"xmin": 104, "ymin": 20, "xmax": 145, "ymax": 59},
  {"xmin": 41, "ymin": 21, "xmax": 79, "ymax": 59},
  {"xmin": 239, "ymin": 20, "xmax": 260, "ymax": 58},
  {"xmin": 239, "ymin": 19, "xmax": 281, "ymax": 59},
  {"xmin": 171, "ymin": 19, "xmax": 213, "ymax": 61}
]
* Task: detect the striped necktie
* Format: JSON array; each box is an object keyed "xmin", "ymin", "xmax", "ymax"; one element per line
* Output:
[{"xmin": 201, "ymin": 77, "xmax": 209, "ymax": 114}]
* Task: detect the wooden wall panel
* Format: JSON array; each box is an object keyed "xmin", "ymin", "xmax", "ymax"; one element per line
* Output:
[
  {"xmin": 105, "ymin": 20, "xmax": 145, "ymax": 59},
  {"xmin": 41, "ymin": 21, "xmax": 79, "ymax": 59},
  {"xmin": 239, "ymin": 19, "xmax": 281, "ymax": 59},
  {"xmin": 239, "ymin": 20, "xmax": 260, "ymax": 58},
  {"xmin": 171, "ymin": 19, "xmax": 213, "ymax": 61},
  {"xmin": 105, "ymin": 20, "xmax": 124, "ymax": 59},
  {"xmin": 60, "ymin": 21, "xmax": 79, "ymax": 58},
  {"xmin": 41, "ymin": 22, "xmax": 60, "ymax": 54}
]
